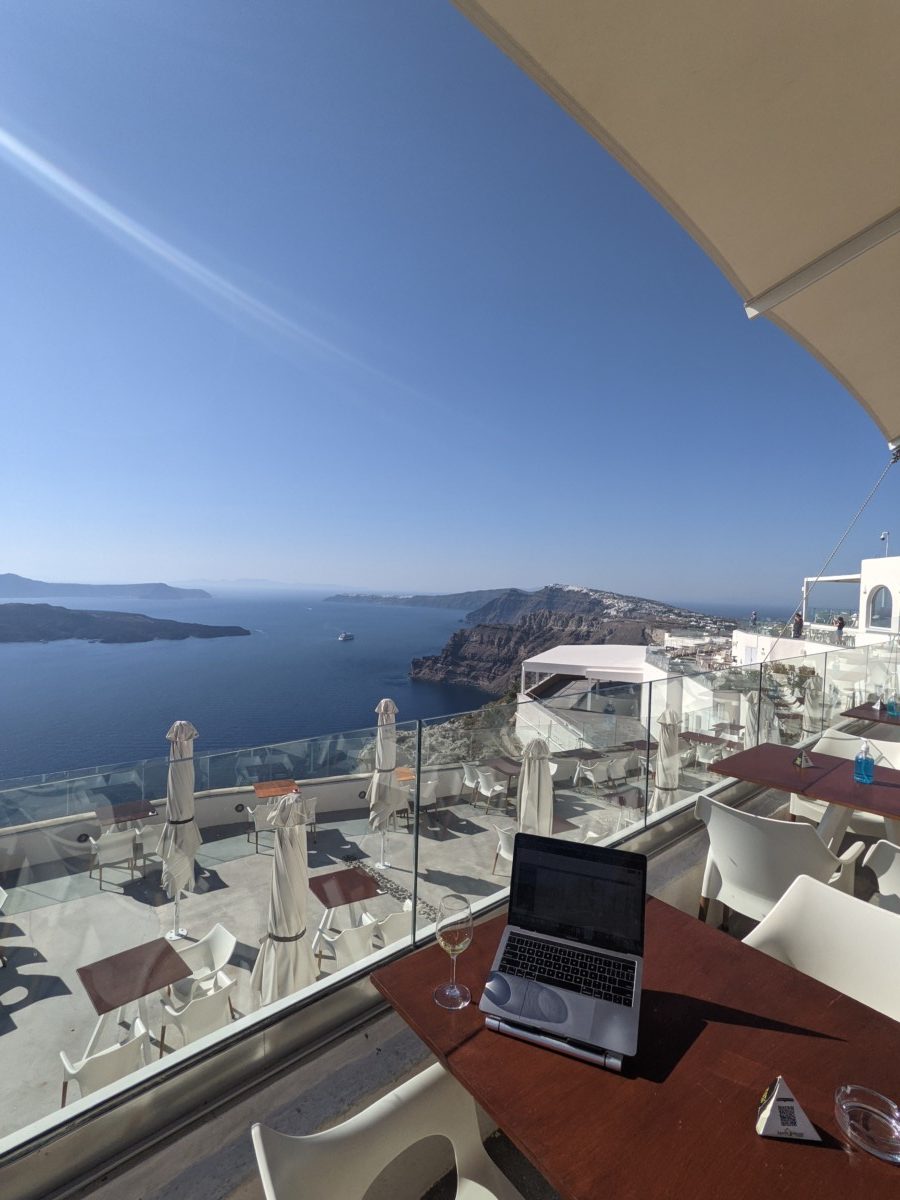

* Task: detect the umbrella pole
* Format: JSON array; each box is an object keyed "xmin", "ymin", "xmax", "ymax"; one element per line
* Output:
[
  {"xmin": 376, "ymin": 830, "xmax": 391, "ymax": 870},
  {"xmin": 166, "ymin": 890, "xmax": 187, "ymax": 941}
]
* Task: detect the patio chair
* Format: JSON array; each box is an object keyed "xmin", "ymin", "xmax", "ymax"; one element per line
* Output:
[
  {"xmin": 863, "ymin": 839, "xmax": 900, "ymax": 915},
  {"xmin": 159, "ymin": 976, "xmax": 236, "ymax": 1056},
  {"xmin": 574, "ymin": 759, "xmax": 607, "ymax": 792},
  {"xmin": 251, "ymin": 1059, "xmax": 524, "ymax": 1200},
  {"xmin": 491, "ymin": 825, "xmax": 516, "ymax": 875},
  {"xmin": 315, "ymin": 922, "xmax": 375, "ymax": 974},
  {"xmin": 247, "ymin": 802, "xmax": 276, "ymax": 851},
  {"xmin": 170, "ymin": 923, "xmax": 237, "ymax": 1007},
  {"xmin": 60, "ymin": 1019, "xmax": 149, "ymax": 1106},
  {"xmin": 743, "ymin": 875, "xmax": 900, "ymax": 1022},
  {"xmin": 303, "ymin": 795, "xmax": 318, "ymax": 844},
  {"xmin": 476, "ymin": 768, "xmax": 507, "ymax": 814},
  {"xmin": 695, "ymin": 794, "xmax": 864, "ymax": 927},
  {"xmin": 607, "ymin": 757, "xmax": 629, "ymax": 787},
  {"xmin": 88, "ymin": 828, "xmax": 138, "ymax": 889},
  {"xmin": 460, "ymin": 761, "xmax": 480, "ymax": 802},
  {"xmin": 401, "ymin": 778, "xmax": 440, "ymax": 830},
  {"xmin": 365, "ymin": 902, "xmax": 414, "ymax": 950}
]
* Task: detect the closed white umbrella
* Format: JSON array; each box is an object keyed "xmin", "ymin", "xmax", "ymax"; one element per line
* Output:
[
  {"xmin": 367, "ymin": 698, "xmax": 398, "ymax": 869},
  {"xmin": 650, "ymin": 708, "xmax": 681, "ymax": 814},
  {"xmin": 802, "ymin": 675, "xmax": 825, "ymax": 736},
  {"xmin": 744, "ymin": 693, "xmax": 780, "ymax": 749},
  {"xmin": 158, "ymin": 719, "xmax": 202, "ymax": 940},
  {"xmin": 251, "ymin": 791, "xmax": 315, "ymax": 1006},
  {"xmin": 517, "ymin": 738, "xmax": 553, "ymax": 837}
]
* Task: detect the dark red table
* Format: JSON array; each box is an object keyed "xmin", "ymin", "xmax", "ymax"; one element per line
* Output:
[{"xmin": 372, "ymin": 903, "xmax": 900, "ymax": 1200}]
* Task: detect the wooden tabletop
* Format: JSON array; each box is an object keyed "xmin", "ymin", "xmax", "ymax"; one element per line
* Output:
[
  {"xmin": 253, "ymin": 779, "xmax": 299, "ymax": 800},
  {"xmin": 680, "ymin": 731, "xmax": 725, "ymax": 746},
  {"xmin": 552, "ymin": 747, "xmax": 609, "ymax": 761},
  {"xmin": 95, "ymin": 799, "xmax": 157, "ymax": 825},
  {"xmin": 483, "ymin": 755, "xmax": 521, "ymax": 777},
  {"xmin": 77, "ymin": 938, "xmax": 191, "ymax": 1016},
  {"xmin": 710, "ymin": 742, "xmax": 900, "ymax": 821},
  {"xmin": 394, "ymin": 767, "xmax": 416, "ymax": 784},
  {"xmin": 709, "ymin": 742, "xmax": 844, "ymax": 794},
  {"xmin": 842, "ymin": 702, "xmax": 900, "ymax": 727},
  {"xmin": 308, "ymin": 865, "xmax": 382, "ymax": 910},
  {"xmin": 372, "ymin": 904, "xmax": 900, "ymax": 1199}
]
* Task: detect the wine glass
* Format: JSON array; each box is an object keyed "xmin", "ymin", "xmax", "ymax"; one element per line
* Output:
[{"xmin": 434, "ymin": 893, "xmax": 473, "ymax": 1009}]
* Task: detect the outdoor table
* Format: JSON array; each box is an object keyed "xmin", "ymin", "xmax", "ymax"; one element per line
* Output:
[
  {"xmin": 713, "ymin": 721, "xmax": 743, "ymax": 735},
  {"xmin": 371, "ymin": 902, "xmax": 900, "ymax": 1200},
  {"xmin": 621, "ymin": 738, "xmax": 658, "ymax": 751},
  {"xmin": 679, "ymin": 731, "xmax": 725, "ymax": 746},
  {"xmin": 551, "ymin": 747, "xmax": 609, "ymax": 761},
  {"xmin": 483, "ymin": 755, "xmax": 522, "ymax": 802},
  {"xmin": 842, "ymin": 702, "xmax": 900, "ymax": 728},
  {"xmin": 393, "ymin": 767, "xmax": 416, "ymax": 784},
  {"xmin": 94, "ymin": 799, "xmax": 157, "ymax": 826},
  {"xmin": 309, "ymin": 866, "xmax": 383, "ymax": 955},
  {"xmin": 709, "ymin": 742, "xmax": 900, "ymax": 849},
  {"xmin": 252, "ymin": 779, "xmax": 299, "ymax": 801},
  {"xmin": 77, "ymin": 938, "xmax": 191, "ymax": 1056}
]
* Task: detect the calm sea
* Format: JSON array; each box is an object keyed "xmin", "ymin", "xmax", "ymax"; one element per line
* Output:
[{"xmin": 0, "ymin": 591, "xmax": 492, "ymax": 782}]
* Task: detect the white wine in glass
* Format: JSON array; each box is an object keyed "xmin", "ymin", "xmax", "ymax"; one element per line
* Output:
[{"xmin": 434, "ymin": 893, "xmax": 473, "ymax": 1009}]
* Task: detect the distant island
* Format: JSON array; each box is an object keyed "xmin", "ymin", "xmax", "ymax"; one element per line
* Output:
[
  {"xmin": 0, "ymin": 603, "xmax": 250, "ymax": 645},
  {"xmin": 0, "ymin": 573, "xmax": 210, "ymax": 600},
  {"xmin": 329, "ymin": 584, "xmax": 734, "ymax": 694}
]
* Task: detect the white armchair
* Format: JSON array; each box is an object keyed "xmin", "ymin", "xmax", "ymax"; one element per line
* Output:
[
  {"xmin": 159, "ymin": 976, "xmax": 235, "ymax": 1056},
  {"xmin": 491, "ymin": 825, "xmax": 516, "ymax": 875},
  {"xmin": 171, "ymin": 923, "xmax": 237, "ymax": 1006},
  {"xmin": 315, "ymin": 922, "xmax": 376, "ymax": 975},
  {"xmin": 863, "ymin": 839, "xmax": 900, "ymax": 915},
  {"xmin": 743, "ymin": 875, "xmax": 900, "ymax": 1022},
  {"xmin": 60, "ymin": 1019, "xmax": 148, "ymax": 1105},
  {"xmin": 252, "ymin": 1061, "xmax": 524, "ymax": 1200},
  {"xmin": 574, "ymin": 759, "xmax": 607, "ymax": 792},
  {"xmin": 88, "ymin": 828, "xmax": 137, "ymax": 889},
  {"xmin": 476, "ymin": 768, "xmax": 507, "ymax": 813},
  {"xmin": 695, "ymin": 794, "xmax": 864, "ymax": 926}
]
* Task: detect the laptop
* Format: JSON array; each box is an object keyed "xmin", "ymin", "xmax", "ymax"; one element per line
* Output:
[{"xmin": 479, "ymin": 833, "xmax": 646, "ymax": 1070}]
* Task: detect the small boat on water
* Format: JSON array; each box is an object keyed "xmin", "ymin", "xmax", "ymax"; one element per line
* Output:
[{"xmin": 338, "ymin": 631, "xmax": 355, "ymax": 641}]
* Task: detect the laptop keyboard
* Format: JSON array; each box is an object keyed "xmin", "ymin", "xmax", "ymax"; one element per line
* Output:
[{"xmin": 498, "ymin": 932, "xmax": 636, "ymax": 1006}]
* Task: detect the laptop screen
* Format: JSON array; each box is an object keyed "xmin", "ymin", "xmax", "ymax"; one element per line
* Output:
[{"xmin": 509, "ymin": 834, "xmax": 646, "ymax": 957}]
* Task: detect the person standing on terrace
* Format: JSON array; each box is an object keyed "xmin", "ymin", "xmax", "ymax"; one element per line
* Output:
[
  {"xmin": 835, "ymin": 615, "xmax": 845, "ymax": 643},
  {"xmin": 791, "ymin": 611, "xmax": 804, "ymax": 639}
]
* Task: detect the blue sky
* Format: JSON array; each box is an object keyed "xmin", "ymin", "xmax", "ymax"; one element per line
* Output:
[{"xmin": 1, "ymin": 1, "xmax": 896, "ymax": 609}]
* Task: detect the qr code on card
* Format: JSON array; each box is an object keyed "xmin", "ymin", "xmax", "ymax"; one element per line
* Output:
[{"xmin": 777, "ymin": 1103, "xmax": 797, "ymax": 1127}]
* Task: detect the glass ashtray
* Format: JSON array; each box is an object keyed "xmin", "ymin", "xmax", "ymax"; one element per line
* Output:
[{"xmin": 834, "ymin": 1085, "xmax": 900, "ymax": 1164}]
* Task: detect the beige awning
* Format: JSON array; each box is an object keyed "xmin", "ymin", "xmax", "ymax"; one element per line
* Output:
[{"xmin": 454, "ymin": 1, "xmax": 900, "ymax": 443}]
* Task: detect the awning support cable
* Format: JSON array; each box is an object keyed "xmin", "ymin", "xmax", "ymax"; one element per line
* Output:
[{"xmin": 762, "ymin": 452, "xmax": 899, "ymax": 662}]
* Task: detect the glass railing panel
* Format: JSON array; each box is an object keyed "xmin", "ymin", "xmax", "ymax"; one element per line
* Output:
[{"xmin": 821, "ymin": 643, "xmax": 872, "ymax": 725}]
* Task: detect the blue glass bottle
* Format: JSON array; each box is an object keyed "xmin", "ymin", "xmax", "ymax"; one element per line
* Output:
[{"xmin": 853, "ymin": 739, "xmax": 875, "ymax": 785}]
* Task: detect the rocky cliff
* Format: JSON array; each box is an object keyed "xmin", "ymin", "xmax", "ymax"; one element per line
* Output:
[{"xmin": 409, "ymin": 611, "xmax": 670, "ymax": 695}]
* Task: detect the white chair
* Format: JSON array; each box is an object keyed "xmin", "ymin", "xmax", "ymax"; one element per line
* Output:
[
  {"xmin": 476, "ymin": 768, "xmax": 507, "ymax": 813},
  {"xmin": 574, "ymin": 759, "xmax": 607, "ymax": 792},
  {"xmin": 743, "ymin": 875, "xmax": 900, "ymax": 1022},
  {"xmin": 252, "ymin": 1060, "xmax": 524, "ymax": 1200},
  {"xmin": 694, "ymin": 794, "xmax": 864, "ymax": 926},
  {"xmin": 88, "ymin": 828, "xmax": 137, "ymax": 889},
  {"xmin": 366, "ymin": 903, "xmax": 414, "ymax": 949},
  {"xmin": 60, "ymin": 1019, "xmax": 149, "ymax": 1106},
  {"xmin": 460, "ymin": 761, "xmax": 480, "ymax": 802},
  {"xmin": 491, "ymin": 825, "xmax": 516, "ymax": 875},
  {"xmin": 315, "ymin": 922, "xmax": 376, "ymax": 974},
  {"xmin": 247, "ymin": 802, "xmax": 276, "ymax": 851},
  {"xmin": 159, "ymin": 977, "xmax": 235, "ymax": 1056},
  {"xmin": 303, "ymin": 795, "xmax": 318, "ymax": 844},
  {"xmin": 171, "ymin": 923, "xmax": 237, "ymax": 1006},
  {"xmin": 607, "ymin": 757, "xmax": 629, "ymax": 787},
  {"xmin": 863, "ymin": 839, "xmax": 900, "ymax": 915},
  {"xmin": 548, "ymin": 761, "xmax": 559, "ymax": 779},
  {"xmin": 405, "ymin": 777, "xmax": 439, "ymax": 829}
]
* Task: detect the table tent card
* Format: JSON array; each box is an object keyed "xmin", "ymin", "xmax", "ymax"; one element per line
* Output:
[
  {"xmin": 756, "ymin": 1076, "xmax": 821, "ymax": 1142},
  {"xmin": 792, "ymin": 748, "xmax": 815, "ymax": 769}
]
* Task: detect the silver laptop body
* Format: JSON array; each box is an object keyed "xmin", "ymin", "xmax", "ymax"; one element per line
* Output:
[{"xmin": 479, "ymin": 833, "xmax": 646, "ymax": 1060}]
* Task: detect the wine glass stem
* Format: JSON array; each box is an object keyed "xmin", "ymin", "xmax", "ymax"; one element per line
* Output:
[{"xmin": 450, "ymin": 953, "xmax": 457, "ymax": 992}]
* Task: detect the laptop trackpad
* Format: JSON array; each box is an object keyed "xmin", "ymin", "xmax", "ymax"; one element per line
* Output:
[{"xmin": 483, "ymin": 973, "xmax": 569, "ymax": 1025}]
